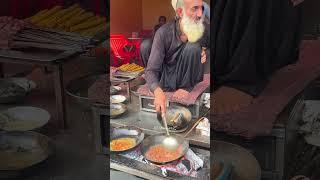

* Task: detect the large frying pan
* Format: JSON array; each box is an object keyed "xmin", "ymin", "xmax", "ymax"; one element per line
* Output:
[{"xmin": 141, "ymin": 133, "xmax": 189, "ymax": 164}]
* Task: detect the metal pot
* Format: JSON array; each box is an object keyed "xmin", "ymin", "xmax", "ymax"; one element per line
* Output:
[{"xmin": 66, "ymin": 73, "xmax": 105, "ymax": 110}]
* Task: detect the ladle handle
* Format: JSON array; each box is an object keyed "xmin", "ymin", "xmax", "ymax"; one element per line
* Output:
[{"xmin": 162, "ymin": 114, "xmax": 170, "ymax": 136}]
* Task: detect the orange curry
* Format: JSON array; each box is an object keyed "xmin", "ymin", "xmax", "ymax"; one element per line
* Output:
[
  {"xmin": 145, "ymin": 144, "xmax": 183, "ymax": 163},
  {"xmin": 110, "ymin": 137, "xmax": 136, "ymax": 151}
]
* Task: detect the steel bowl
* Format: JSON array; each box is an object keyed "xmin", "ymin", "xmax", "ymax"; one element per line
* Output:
[
  {"xmin": 110, "ymin": 126, "xmax": 144, "ymax": 153},
  {"xmin": 110, "ymin": 95, "xmax": 126, "ymax": 104},
  {"xmin": 66, "ymin": 74, "xmax": 105, "ymax": 110},
  {"xmin": 109, "ymin": 103, "xmax": 127, "ymax": 119}
]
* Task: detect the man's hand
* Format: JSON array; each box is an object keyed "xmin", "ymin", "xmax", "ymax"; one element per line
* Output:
[
  {"xmin": 201, "ymin": 48, "xmax": 206, "ymax": 64},
  {"xmin": 213, "ymin": 86, "xmax": 253, "ymax": 115},
  {"xmin": 154, "ymin": 87, "xmax": 167, "ymax": 115},
  {"xmin": 173, "ymin": 89, "xmax": 189, "ymax": 99}
]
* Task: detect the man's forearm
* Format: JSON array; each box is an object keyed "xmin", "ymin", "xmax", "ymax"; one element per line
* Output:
[
  {"xmin": 145, "ymin": 69, "xmax": 160, "ymax": 93},
  {"xmin": 145, "ymin": 26, "xmax": 165, "ymax": 93}
]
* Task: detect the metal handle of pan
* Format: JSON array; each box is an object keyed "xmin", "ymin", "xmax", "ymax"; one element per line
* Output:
[
  {"xmin": 184, "ymin": 117, "xmax": 205, "ymax": 138},
  {"xmin": 184, "ymin": 109, "xmax": 210, "ymax": 138}
]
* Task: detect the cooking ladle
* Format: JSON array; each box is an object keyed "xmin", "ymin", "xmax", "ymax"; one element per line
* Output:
[{"xmin": 161, "ymin": 113, "xmax": 179, "ymax": 150}]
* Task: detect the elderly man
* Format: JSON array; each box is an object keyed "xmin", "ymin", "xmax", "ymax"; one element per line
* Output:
[
  {"xmin": 140, "ymin": 1, "xmax": 210, "ymax": 68},
  {"xmin": 144, "ymin": 0, "xmax": 210, "ymax": 115}
]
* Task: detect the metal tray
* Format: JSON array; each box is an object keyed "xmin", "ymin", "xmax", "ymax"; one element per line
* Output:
[{"xmin": 0, "ymin": 106, "xmax": 50, "ymax": 131}]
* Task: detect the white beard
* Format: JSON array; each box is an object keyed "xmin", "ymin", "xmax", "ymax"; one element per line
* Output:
[{"xmin": 181, "ymin": 11, "xmax": 204, "ymax": 43}]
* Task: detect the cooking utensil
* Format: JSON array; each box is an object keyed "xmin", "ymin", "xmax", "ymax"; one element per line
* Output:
[
  {"xmin": 0, "ymin": 106, "xmax": 50, "ymax": 131},
  {"xmin": 0, "ymin": 131, "xmax": 53, "ymax": 171},
  {"xmin": 27, "ymin": 26, "xmax": 92, "ymax": 38},
  {"xmin": 162, "ymin": 114, "xmax": 170, "ymax": 136},
  {"xmin": 66, "ymin": 74, "xmax": 105, "ymax": 110},
  {"xmin": 184, "ymin": 117, "xmax": 205, "ymax": 138},
  {"xmin": 161, "ymin": 114, "xmax": 179, "ymax": 150},
  {"xmin": 110, "ymin": 95, "xmax": 126, "ymax": 104},
  {"xmin": 157, "ymin": 105, "xmax": 192, "ymax": 131},
  {"xmin": 184, "ymin": 109, "xmax": 210, "ymax": 138},
  {"xmin": 20, "ymin": 28, "xmax": 88, "ymax": 43},
  {"xmin": 0, "ymin": 48, "xmax": 76, "ymax": 62},
  {"xmin": 111, "ymin": 76, "xmax": 134, "ymax": 82},
  {"xmin": 15, "ymin": 31, "xmax": 84, "ymax": 46},
  {"xmin": 114, "ymin": 71, "xmax": 140, "ymax": 78},
  {"xmin": 12, "ymin": 27, "xmax": 93, "ymax": 52},
  {"xmin": 24, "ymin": 26, "xmax": 92, "ymax": 42},
  {"xmin": 110, "ymin": 86, "xmax": 121, "ymax": 95},
  {"xmin": 110, "ymin": 126, "xmax": 144, "ymax": 153},
  {"xmin": 109, "ymin": 103, "xmax": 127, "ymax": 118},
  {"xmin": 141, "ymin": 133, "xmax": 189, "ymax": 164},
  {"xmin": 0, "ymin": 78, "xmax": 35, "ymax": 104},
  {"xmin": 13, "ymin": 36, "xmax": 65, "ymax": 46},
  {"xmin": 12, "ymin": 41, "xmax": 82, "ymax": 52}
]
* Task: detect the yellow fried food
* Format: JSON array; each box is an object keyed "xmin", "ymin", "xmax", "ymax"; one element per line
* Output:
[
  {"xmin": 119, "ymin": 63, "xmax": 144, "ymax": 72},
  {"xmin": 27, "ymin": 9, "xmax": 48, "ymax": 22},
  {"xmin": 44, "ymin": 9, "xmax": 69, "ymax": 28},
  {"xmin": 70, "ymin": 16, "xmax": 105, "ymax": 32},
  {"xmin": 57, "ymin": 7, "xmax": 84, "ymax": 28},
  {"xmin": 76, "ymin": 22, "xmax": 106, "ymax": 36},
  {"xmin": 33, "ymin": 6, "xmax": 62, "ymax": 25},
  {"xmin": 64, "ymin": 12, "xmax": 94, "ymax": 29}
]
